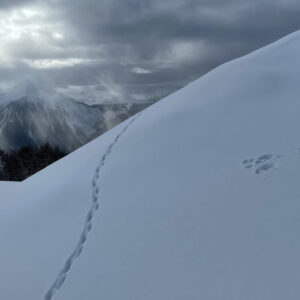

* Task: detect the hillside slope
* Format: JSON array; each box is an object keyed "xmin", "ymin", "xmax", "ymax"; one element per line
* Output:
[{"xmin": 1, "ymin": 31, "xmax": 300, "ymax": 299}]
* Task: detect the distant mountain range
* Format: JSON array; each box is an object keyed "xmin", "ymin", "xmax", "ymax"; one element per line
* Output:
[{"xmin": 0, "ymin": 84, "xmax": 153, "ymax": 153}]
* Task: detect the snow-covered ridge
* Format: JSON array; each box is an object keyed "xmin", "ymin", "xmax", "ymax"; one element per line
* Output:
[{"xmin": 1, "ymin": 30, "xmax": 300, "ymax": 299}]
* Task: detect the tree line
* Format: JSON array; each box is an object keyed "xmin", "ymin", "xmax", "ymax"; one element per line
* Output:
[{"xmin": 0, "ymin": 144, "xmax": 66, "ymax": 181}]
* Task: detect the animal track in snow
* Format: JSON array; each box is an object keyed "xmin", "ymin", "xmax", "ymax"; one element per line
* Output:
[
  {"xmin": 242, "ymin": 154, "xmax": 283, "ymax": 175},
  {"xmin": 44, "ymin": 112, "xmax": 143, "ymax": 300}
]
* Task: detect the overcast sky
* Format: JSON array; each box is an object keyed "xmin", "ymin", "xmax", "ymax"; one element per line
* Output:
[{"xmin": 0, "ymin": 0, "xmax": 300, "ymax": 102}]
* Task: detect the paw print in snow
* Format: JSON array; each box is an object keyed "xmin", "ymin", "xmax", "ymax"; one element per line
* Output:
[{"xmin": 242, "ymin": 154, "xmax": 282, "ymax": 175}]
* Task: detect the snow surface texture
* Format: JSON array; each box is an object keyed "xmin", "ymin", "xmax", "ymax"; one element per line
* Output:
[{"xmin": 2, "ymin": 30, "xmax": 300, "ymax": 299}]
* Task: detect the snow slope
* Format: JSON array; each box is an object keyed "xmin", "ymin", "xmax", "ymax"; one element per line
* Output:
[{"xmin": 2, "ymin": 30, "xmax": 300, "ymax": 299}]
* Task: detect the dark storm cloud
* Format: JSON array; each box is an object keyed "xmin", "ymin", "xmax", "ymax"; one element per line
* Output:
[
  {"xmin": 1, "ymin": 0, "xmax": 300, "ymax": 102},
  {"xmin": 0, "ymin": 0, "xmax": 33, "ymax": 9}
]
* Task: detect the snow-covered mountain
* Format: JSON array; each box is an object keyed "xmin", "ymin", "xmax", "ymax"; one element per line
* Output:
[
  {"xmin": 1, "ymin": 30, "xmax": 300, "ymax": 299},
  {"xmin": 0, "ymin": 85, "xmax": 150, "ymax": 152}
]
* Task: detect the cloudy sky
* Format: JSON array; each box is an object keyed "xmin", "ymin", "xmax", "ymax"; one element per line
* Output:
[{"xmin": 0, "ymin": 0, "xmax": 300, "ymax": 103}]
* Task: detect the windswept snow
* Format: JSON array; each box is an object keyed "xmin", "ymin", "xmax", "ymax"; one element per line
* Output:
[{"xmin": 1, "ymin": 30, "xmax": 300, "ymax": 299}]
